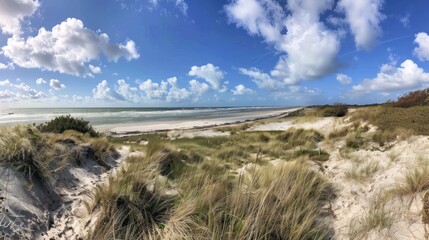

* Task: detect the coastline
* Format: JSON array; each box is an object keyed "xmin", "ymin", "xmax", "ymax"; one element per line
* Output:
[{"xmin": 100, "ymin": 107, "xmax": 302, "ymax": 136}]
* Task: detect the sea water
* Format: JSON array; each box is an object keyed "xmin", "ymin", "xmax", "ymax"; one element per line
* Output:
[{"xmin": 0, "ymin": 107, "xmax": 292, "ymax": 127}]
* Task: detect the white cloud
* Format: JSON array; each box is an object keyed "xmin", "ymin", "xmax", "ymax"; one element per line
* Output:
[
  {"xmin": 0, "ymin": 90, "xmax": 15, "ymax": 99},
  {"xmin": 189, "ymin": 79, "xmax": 209, "ymax": 96},
  {"xmin": 336, "ymin": 73, "xmax": 352, "ymax": 85},
  {"xmin": 89, "ymin": 64, "xmax": 102, "ymax": 74},
  {"xmin": 414, "ymin": 32, "xmax": 429, "ymax": 61},
  {"xmin": 2, "ymin": 18, "xmax": 139, "ymax": 77},
  {"xmin": 226, "ymin": 0, "xmax": 340, "ymax": 85},
  {"xmin": 49, "ymin": 79, "xmax": 66, "ymax": 90},
  {"xmin": 36, "ymin": 77, "xmax": 46, "ymax": 85},
  {"xmin": 232, "ymin": 84, "xmax": 255, "ymax": 95},
  {"xmin": 0, "ymin": 0, "xmax": 40, "ymax": 35},
  {"xmin": 188, "ymin": 63, "xmax": 227, "ymax": 91},
  {"xmin": 239, "ymin": 67, "xmax": 284, "ymax": 89},
  {"xmin": 0, "ymin": 79, "xmax": 12, "ymax": 86},
  {"xmin": 225, "ymin": 0, "xmax": 283, "ymax": 44},
  {"xmin": 93, "ymin": 80, "xmax": 125, "ymax": 101},
  {"xmin": 14, "ymin": 82, "xmax": 33, "ymax": 92},
  {"xmin": 338, "ymin": 0, "xmax": 384, "ymax": 50},
  {"xmin": 353, "ymin": 59, "xmax": 429, "ymax": 92},
  {"xmin": 139, "ymin": 79, "xmax": 168, "ymax": 99},
  {"xmin": 0, "ymin": 62, "xmax": 7, "ymax": 69},
  {"xmin": 115, "ymin": 79, "xmax": 140, "ymax": 102}
]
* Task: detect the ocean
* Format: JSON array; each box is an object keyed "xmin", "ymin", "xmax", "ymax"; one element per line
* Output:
[{"xmin": 0, "ymin": 107, "xmax": 292, "ymax": 128}]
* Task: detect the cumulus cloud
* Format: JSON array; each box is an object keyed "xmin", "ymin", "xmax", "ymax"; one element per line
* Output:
[
  {"xmin": 0, "ymin": 79, "xmax": 12, "ymax": 86},
  {"xmin": 2, "ymin": 18, "xmax": 140, "ymax": 77},
  {"xmin": 239, "ymin": 67, "xmax": 284, "ymax": 89},
  {"xmin": 0, "ymin": 81, "xmax": 47, "ymax": 101},
  {"xmin": 36, "ymin": 77, "xmax": 46, "ymax": 85},
  {"xmin": 336, "ymin": 73, "xmax": 352, "ymax": 85},
  {"xmin": 226, "ymin": 0, "xmax": 340, "ymax": 85},
  {"xmin": 232, "ymin": 84, "xmax": 255, "ymax": 95},
  {"xmin": 189, "ymin": 79, "xmax": 210, "ymax": 96},
  {"xmin": 49, "ymin": 79, "xmax": 66, "ymax": 90},
  {"xmin": 0, "ymin": 0, "xmax": 40, "ymax": 35},
  {"xmin": 115, "ymin": 79, "xmax": 140, "ymax": 102},
  {"xmin": 139, "ymin": 79, "xmax": 168, "ymax": 99},
  {"xmin": 338, "ymin": 0, "xmax": 384, "ymax": 50},
  {"xmin": 414, "ymin": 32, "xmax": 429, "ymax": 61},
  {"xmin": 138, "ymin": 77, "xmax": 194, "ymax": 102},
  {"xmin": 92, "ymin": 80, "xmax": 125, "ymax": 101},
  {"xmin": 189, "ymin": 63, "xmax": 227, "ymax": 91},
  {"xmin": 89, "ymin": 64, "xmax": 102, "ymax": 74},
  {"xmin": 353, "ymin": 59, "xmax": 429, "ymax": 92},
  {"xmin": 14, "ymin": 82, "xmax": 33, "ymax": 92}
]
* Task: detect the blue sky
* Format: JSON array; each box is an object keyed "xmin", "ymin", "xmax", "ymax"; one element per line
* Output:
[{"xmin": 0, "ymin": 0, "xmax": 429, "ymax": 108}]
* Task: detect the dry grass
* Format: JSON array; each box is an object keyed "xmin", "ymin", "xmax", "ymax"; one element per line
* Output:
[
  {"xmin": 348, "ymin": 193, "xmax": 398, "ymax": 239},
  {"xmin": 0, "ymin": 125, "xmax": 118, "ymax": 182},
  {"xmin": 345, "ymin": 161, "xmax": 380, "ymax": 182},
  {"xmin": 352, "ymin": 106, "xmax": 429, "ymax": 136},
  {"xmin": 388, "ymin": 165, "xmax": 429, "ymax": 207},
  {"xmin": 88, "ymin": 140, "xmax": 337, "ymax": 240}
]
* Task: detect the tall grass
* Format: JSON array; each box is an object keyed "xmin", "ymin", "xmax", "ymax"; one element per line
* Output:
[
  {"xmin": 0, "ymin": 126, "xmax": 51, "ymax": 180},
  {"xmin": 88, "ymin": 141, "xmax": 337, "ymax": 240},
  {"xmin": 0, "ymin": 125, "xmax": 118, "ymax": 182}
]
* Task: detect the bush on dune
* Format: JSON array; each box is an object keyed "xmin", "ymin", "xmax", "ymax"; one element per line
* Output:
[
  {"xmin": 322, "ymin": 105, "xmax": 348, "ymax": 117},
  {"xmin": 37, "ymin": 115, "xmax": 98, "ymax": 137},
  {"xmin": 390, "ymin": 88, "xmax": 429, "ymax": 108}
]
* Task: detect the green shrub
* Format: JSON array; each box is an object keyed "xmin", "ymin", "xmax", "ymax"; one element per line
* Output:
[
  {"xmin": 322, "ymin": 105, "xmax": 348, "ymax": 117},
  {"xmin": 292, "ymin": 149, "xmax": 330, "ymax": 161},
  {"xmin": 37, "ymin": 115, "xmax": 98, "ymax": 137}
]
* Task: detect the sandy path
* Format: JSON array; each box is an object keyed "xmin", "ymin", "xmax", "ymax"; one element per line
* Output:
[{"xmin": 42, "ymin": 147, "xmax": 129, "ymax": 240}]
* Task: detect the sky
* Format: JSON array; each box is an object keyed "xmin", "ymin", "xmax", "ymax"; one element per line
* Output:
[{"xmin": 0, "ymin": 0, "xmax": 429, "ymax": 108}]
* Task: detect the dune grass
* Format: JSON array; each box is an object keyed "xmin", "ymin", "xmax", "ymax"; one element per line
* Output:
[
  {"xmin": 345, "ymin": 161, "xmax": 380, "ymax": 182},
  {"xmin": 352, "ymin": 106, "xmax": 429, "ymax": 136},
  {"xmin": 0, "ymin": 125, "xmax": 118, "ymax": 182},
  {"xmin": 88, "ymin": 138, "xmax": 336, "ymax": 240},
  {"xmin": 0, "ymin": 126, "xmax": 52, "ymax": 180},
  {"xmin": 388, "ymin": 165, "xmax": 429, "ymax": 208},
  {"xmin": 348, "ymin": 193, "xmax": 397, "ymax": 239}
]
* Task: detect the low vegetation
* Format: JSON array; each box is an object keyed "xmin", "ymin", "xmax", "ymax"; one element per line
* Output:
[
  {"xmin": 348, "ymin": 193, "xmax": 397, "ymax": 239},
  {"xmin": 388, "ymin": 165, "xmax": 429, "ymax": 207},
  {"xmin": 0, "ymin": 124, "xmax": 116, "ymax": 182},
  {"xmin": 321, "ymin": 105, "xmax": 348, "ymax": 117},
  {"xmin": 345, "ymin": 161, "xmax": 380, "ymax": 182},
  {"xmin": 37, "ymin": 115, "xmax": 99, "ymax": 137},
  {"xmin": 88, "ymin": 140, "xmax": 336, "ymax": 239},
  {"xmin": 389, "ymin": 88, "xmax": 429, "ymax": 108}
]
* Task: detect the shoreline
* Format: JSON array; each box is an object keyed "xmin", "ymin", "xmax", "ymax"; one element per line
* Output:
[{"xmin": 103, "ymin": 107, "xmax": 302, "ymax": 137}]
